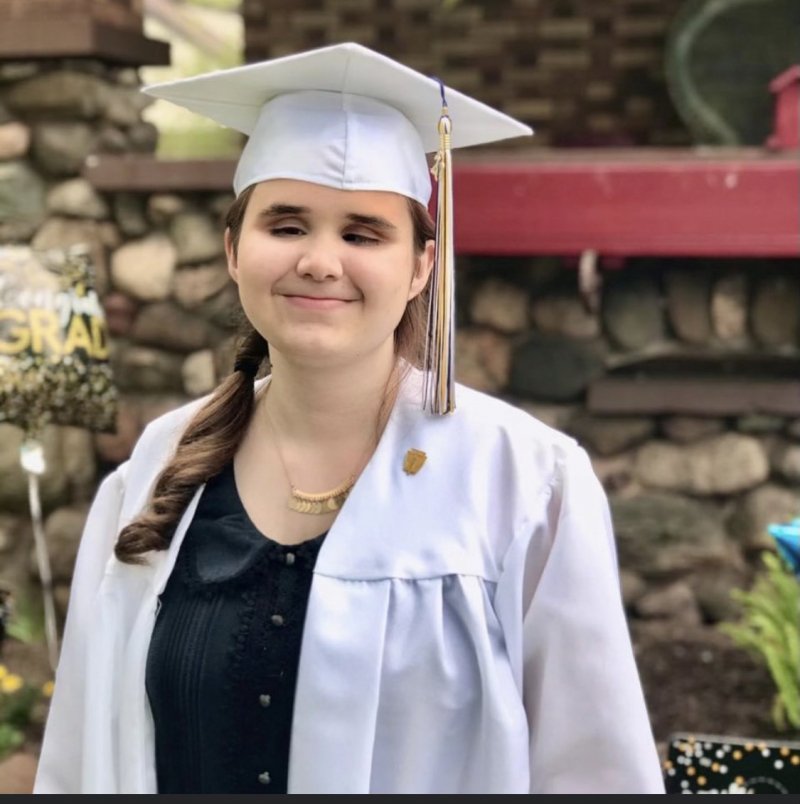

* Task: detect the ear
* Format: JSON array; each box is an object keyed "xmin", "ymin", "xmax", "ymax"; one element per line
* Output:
[
  {"xmin": 408, "ymin": 239, "xmax": 435, "ymax": 301},
  {"xmin": 224, "ymin": 229, "xmax": 239, "ymax": 284}
]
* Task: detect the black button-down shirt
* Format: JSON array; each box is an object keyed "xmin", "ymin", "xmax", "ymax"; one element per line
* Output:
[{"xmin": 146, "ymin": 462, "xmax": 326, "ymax": 794}]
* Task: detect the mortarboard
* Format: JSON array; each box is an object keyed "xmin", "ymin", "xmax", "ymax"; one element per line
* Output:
[{"xmin": 143, "ymin": 42, "xmax": 532, "ymax": 414}]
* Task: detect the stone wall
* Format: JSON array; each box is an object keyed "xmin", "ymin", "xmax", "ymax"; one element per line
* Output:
[
  {"xmin": 457, "ymin": 258, "xmax": 799, "ymax": 625},
  {"xmin": 0, "ymin": 58, "xmax": 227, "ymax": 613},
  {"xmin": 243, "ymin": 0, "xmax": 691, "ymax": 147},
  {"xmin": 1, "ymin": 57, "xmax": 798, "ymax": 635}
]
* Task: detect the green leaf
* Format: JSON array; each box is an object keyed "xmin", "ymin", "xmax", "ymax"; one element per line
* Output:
[{"xmin": 719, "ymin": 550, "xmax": 800, "ymax": 732}]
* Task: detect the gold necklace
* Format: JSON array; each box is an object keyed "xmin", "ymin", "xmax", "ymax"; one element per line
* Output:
[{"xmin": 263, "ymin": 391, "xmax": 371, "ymax": 516}]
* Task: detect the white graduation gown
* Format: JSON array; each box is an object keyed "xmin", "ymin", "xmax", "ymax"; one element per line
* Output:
[{"xmin": 34, "ymin": 372, "xmax": 665, "ymax": 794}]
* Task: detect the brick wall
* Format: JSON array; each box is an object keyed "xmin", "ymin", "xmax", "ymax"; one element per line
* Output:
[
  {"xmin": 242, "ymin": 0, "xmax": 691, "ymax": 148},
  {"xmin": 0, "ymin": 0, "xmax": 141, "ymax": 30}
]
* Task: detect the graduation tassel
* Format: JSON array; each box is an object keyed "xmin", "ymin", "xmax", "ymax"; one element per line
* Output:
[{"xmin": 423, "ymin": 84, "xmax": 456, "ymax": 415}]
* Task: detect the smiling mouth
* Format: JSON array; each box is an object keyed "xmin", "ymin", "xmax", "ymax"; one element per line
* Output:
[
  {"xmin": 285, "ymin": 294, "xmax": 352, "ymax": 301},
  {"xmin": 282, "ymin": 295, "xmax": 355, "ymax": 309}
]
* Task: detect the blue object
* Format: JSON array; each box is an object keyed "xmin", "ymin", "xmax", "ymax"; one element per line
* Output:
[{"xmin": 767, "ymin": 518, "xmax": 800, "ymax": 574}]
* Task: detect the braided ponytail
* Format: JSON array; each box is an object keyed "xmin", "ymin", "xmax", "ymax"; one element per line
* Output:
[
  {"xmin": 114, "ymin": 326, "xmax": 267, "ymax": 564},
  {"xmin": 114, "ymin": 187, "xmax": 264, "ymax": 565}
]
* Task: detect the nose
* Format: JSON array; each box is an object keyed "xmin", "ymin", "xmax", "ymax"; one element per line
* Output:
[{"xmin": 295, "ymin": 237, "xmax": 343, "ymax": 282}]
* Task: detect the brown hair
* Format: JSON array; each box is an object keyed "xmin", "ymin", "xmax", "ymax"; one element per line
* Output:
[{"xmin": 114, "ymin": 185, "xmax": 434, "ymax": 564}]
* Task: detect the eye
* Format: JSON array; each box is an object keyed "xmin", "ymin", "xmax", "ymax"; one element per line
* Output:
[
  {"xmin": 343, "ymin": 232, "xmax": 380, "ymax": 246},
  {"xmin": 270, "ymin": 226, "xmax": 305, "ymax": 237}
]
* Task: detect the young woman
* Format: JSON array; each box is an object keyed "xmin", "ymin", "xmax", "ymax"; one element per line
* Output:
[{"xmin": 35, "ymin": 44, "xmax": 664, "ymax": 794}]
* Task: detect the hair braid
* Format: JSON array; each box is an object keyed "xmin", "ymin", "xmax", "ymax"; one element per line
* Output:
[{"xmin": 114, "ymin": 327, "xmax": 268, "ymax": 564}]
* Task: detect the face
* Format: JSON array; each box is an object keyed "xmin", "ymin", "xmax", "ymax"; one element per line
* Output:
[{"xmin": 226, "ymin": 179, "xmax": 434, "ymax": 370}]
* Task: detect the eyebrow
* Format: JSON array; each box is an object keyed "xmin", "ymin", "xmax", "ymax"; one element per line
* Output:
[
  {"xmin": 259, "ymin": 204, "xmax": 398, "ymax": 233},
  {"xmin": 260, "ymin": 204, "xmax": 309, "ymax": 219},
  {"xmin": 346, "ymin": 213, "xmax": 398, "ymax": 233}
]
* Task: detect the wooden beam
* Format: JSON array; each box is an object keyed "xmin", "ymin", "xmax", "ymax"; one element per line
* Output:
[
  {"xmin": 83, "ymin": 155, "xmax": 234, "ymax": 192},
  {"xmin": 454, "ymin": 148, "xmax": 800, "ymax": 258},
  {"xmin": 588, "ymin": 376, "xmax": 800, "ymax": 416},
  {"xmin": 0, "ymin": 17, "xmax": 170, "ymax": 66}
]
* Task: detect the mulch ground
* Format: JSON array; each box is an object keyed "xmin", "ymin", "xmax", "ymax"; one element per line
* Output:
[{"xmin": 632, "ymin": 621, "xmax": 799, "ymax": 744}]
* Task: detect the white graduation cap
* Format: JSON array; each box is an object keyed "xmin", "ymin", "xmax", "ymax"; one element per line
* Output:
[{"xmin": 143, "ymin": 42, "xmax": 533, "ymax": 414}]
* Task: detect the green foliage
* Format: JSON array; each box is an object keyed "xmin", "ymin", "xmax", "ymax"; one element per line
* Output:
[
  {"xmin": 0, "ymin": 723, "xmax": 24, "ymax": 760},
  {"xmin": 4, "ymin": 592, "xmax": 45, "ymax": 644},
  {"xmin": 0, "ymin": 669, "xmax": 42, "ymax": 760},
  {"xmin": 157, "ymin": 126, "xmax": 243, "ymax": 159},
  {"xmin": 1, "ymin": 685, "xmax": 39, "ymax": 731},
  {"xmin": 144, "ymin": 0, "xmax": 244, "ymax": 158},
  {"xmin": 720, "ymin": 552, "xmax": 800, "ymax": 731},
  {"xmin": 5, "ymin": 618, "xmax": 37, "ymax": 644}
]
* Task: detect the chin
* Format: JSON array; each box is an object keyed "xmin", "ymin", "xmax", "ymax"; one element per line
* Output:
[{"xmin": 269, "ymin": 331, "xmax": 354, "ymax": 367}]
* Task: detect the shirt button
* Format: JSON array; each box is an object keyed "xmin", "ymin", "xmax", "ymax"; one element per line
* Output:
[
  {"xmin": 258, "ymin": 772, "xmax": 271, "ymax": 785},
  {"xmin": 271, "ymin": 614, "xmax": 285, "ymax": 627},
  {"xmin": 259, "ymin": 694, "xmax": 271, "ymax": 708},
  {"xmin": 285, "ymin": 552, "xmax": 296, "ymax": 566}
]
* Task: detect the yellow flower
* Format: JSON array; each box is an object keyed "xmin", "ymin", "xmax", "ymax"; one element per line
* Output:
[
  {"xmin": 1, "ymin": 674, "xmax": 24, "ymax": 694},
  {"xmin": 0, "ymin": 665, "xmax": 7, "ymax": 681},
  {"xmin": 42, "ymin": 680, "xmax": 55, "ymax": 698}
]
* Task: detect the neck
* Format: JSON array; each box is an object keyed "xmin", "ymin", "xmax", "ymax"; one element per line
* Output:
[{"xmin": 261, "ymin": 345, "xmax": 399, "ymax": 448}]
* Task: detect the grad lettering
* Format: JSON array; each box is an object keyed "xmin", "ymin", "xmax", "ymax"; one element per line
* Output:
[{"xmin": 0, "ymin": 308, "xmax": 109, "ymax": 359}]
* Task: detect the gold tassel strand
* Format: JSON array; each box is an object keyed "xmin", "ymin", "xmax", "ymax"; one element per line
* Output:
[{"xmin": 423, "ymin": 86, "xmax": 456, "ymax": 415}]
